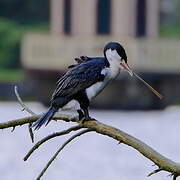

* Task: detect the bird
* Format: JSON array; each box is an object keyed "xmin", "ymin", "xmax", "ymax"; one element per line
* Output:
[
  {"xmin": 32, "ymin": 41, "xmax": 163, "ymax": 130},
  {"xmin": 32, "ymin": 42, "xmax": 132, "ymax": 130}
]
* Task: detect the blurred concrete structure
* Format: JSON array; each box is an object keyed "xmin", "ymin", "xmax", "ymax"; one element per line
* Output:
[
  {"xmin": 21, "ymin": 0, "xmax": 180, "ymax": 109},
  {"xmin": 50, "ymin": 0, "xmax": 159, "ymax": 37}
]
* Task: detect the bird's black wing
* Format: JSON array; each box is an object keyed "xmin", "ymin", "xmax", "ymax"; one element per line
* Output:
[
  {"xmin": 52, "ymin": 58, "xmax": 107, "ymax": 100},
  {"xmin": 68, "ymin": 56, "xmax": 93, "ymax": 69}
]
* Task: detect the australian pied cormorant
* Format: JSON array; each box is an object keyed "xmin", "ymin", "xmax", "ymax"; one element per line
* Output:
[{"xmin": 33, "ymin": 41, "xmax": 162, "ymax": 130}]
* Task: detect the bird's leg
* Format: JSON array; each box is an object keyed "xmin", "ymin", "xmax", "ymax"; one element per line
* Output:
[
  {"xmin": 77, "ymin": 110, "xmax": 85, "ymax": 121},
  {"xmin": 76, "ymin": 92, "xmax": 96, "ymax": 122},
  {"xmin": 82, "ymin": 107, "xmax": 96, "ymax": 122}
]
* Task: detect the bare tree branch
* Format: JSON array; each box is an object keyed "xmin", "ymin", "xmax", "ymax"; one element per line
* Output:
[
  {"xmin": 0, "ymin": 115, "xmax": 40, "ymax": 129},
  {"xmin": 169, "ymin": 173, "xmax": 180, "ymax": 180},
  {"xmin": 28, "ymin": 123, "xmax": 34, "ymax": 143},
  {"xmin": 36, "ymin": 128, "xmax": 94, "ymax": 180},
  {"xmin": 147, "ymin": 168, "xmax": 162, "ymax": 177},
  {"xmin": 0, "ymin": 114, "xmax": 78, "ymax": 129},
  {"xmin": 82, "ymin": 121, "xmax": 180, "ymax": 176},
  {"xmin": 14, "ymin": 85, "xmax": 36, "ymax": 142},
  {"xmin": 14, "ymin": 86, "xmax": 36, "ymax": 116},
  {"xmin": 24, "ymin": 124, "xmax": 84, "ymax": 161},
  {"xmin": 1, "ymin": 114, "xmax": 180, "ymax": 179}
]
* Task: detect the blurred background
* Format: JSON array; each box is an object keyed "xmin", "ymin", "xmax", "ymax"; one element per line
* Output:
[
  {"xmin": 1, "ymin": 0, "xmax": 180, "ymax": 180},
  {"xmin": 0, "ymin": 0, "xmax": 180, "ymax": 109}
]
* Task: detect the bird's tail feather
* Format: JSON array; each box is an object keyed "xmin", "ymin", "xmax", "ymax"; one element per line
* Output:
[{"xmin": 32, "ymin": 107, "xmax": 57, "ymax": 130}]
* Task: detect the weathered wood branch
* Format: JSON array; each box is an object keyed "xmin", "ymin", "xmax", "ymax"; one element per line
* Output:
[
  {"xmin": 24, "ymin": 124, "xmax": 84, "ymax": 161},
  {"xmin": 147, "ymin": 168, "xmax": 162, "ymax": 177},
  {"xmin": 36, "ymin": 128, "xmax": 94, "ymax": 180},
  {"xmin": 83, "ymin": 121, "xmax": 180, "ymax": 175},
  {"xmin": 14, "ymin": 86, "xmax": 36, "ymax": 116},
  {"xmin": 0, "ymin": 114, "xmax": 77, "ymax": 129},
  {"xmin": 15, "ymin": 85, "xmax": 35, "ymax": 142},
  {"xmin": 1, "ymin": 114, "xmax": 180, "ymax": 179}
]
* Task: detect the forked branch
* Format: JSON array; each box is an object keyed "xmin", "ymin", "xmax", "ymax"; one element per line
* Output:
[
  {"xmin": 36, "ymin": 128, "xmax": 94, "ymax": 180},
  {"xmin": 15, "ymin": 86, "xmax": 36, "ymax": 142},
  {"xmin": 24, "ymin": 124, "xmax": 84, "ymax": 161},
  {"xmin": 1, "ymin": 112, "xmax": 180, "ymax": 179}
]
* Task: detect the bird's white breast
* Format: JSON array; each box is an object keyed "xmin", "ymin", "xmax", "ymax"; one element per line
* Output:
[
  {"xmin": 86, "ymin": 64, "xmax": 119, "ymax": 100},
  {"xmin": 86, "ymin": 81, "xmax": 104, "ymax": 100},
  {"xmin": 61, "ymin": 51, "xmax": 121, "ymax": 108}
]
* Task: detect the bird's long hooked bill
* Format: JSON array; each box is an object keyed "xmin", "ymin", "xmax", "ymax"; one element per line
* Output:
[{"xmin": 119, "ymin": 61, "xmax": 164, "ymax": 100}]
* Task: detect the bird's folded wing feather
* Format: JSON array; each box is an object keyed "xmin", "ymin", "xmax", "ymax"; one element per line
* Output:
[
  {"xmin": 68, "ymin": 56, "xmax": 92, "ymax": 69},
  {"xmin": 52, "ymin": 59, "xmax": 106, "ymax": 99}
]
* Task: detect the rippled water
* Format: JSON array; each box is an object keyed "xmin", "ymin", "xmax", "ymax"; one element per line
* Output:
[{"xmin": 0, "ymin": 102, "xmax": 180, "ymax": 180}]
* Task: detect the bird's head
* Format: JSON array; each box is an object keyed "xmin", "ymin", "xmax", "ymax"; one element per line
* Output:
[
  {"xmin": 104, "ymin": 42, "xmax": 133, "ymax": 76},
  {"xmin": 104, "ymin": 42, "xmax": 164, "ymax": 100}
]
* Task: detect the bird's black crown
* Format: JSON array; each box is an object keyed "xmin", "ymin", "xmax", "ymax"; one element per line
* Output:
[{"xmin": 103, "ymin": 42, "xmax": 127, "ymax": 62}]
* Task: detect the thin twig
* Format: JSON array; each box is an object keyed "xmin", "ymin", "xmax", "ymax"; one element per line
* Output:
[
  {"xmin": 28, "ymin": 123, "xmax": 34, "ymax": 143},
  {"xmin": 24, "ymin": 124, "xmax": 84, "ymax": 161},
  {"xmin": 11, "ymin": 126, "xmax": 16, "ymax": 132},
  {"xmin": 14, "ymin": 86, "xmax": 36, "ymax": 116},
  {"xmin": 14, "ymin": 85, "xmax": 80, "ymax": 122},
  {"xmin": 36, "ymin": 128, "xmax": 94, "ymax": 180},
  {"xmin": 14, "ymin": 85, "xmax": 36, "ymax": 142},
  {"xmin": 147, "ymin": 168, "xmax": 162, "ymax": 177},
  {"xmin": 172, "ymin": 174, "xmax": 179, "ymax": 180}
]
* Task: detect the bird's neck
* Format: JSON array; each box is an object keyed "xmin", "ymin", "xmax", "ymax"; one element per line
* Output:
[{"xmin": 107, "ymin": 58, "xmax": 120, "ymax": 79}]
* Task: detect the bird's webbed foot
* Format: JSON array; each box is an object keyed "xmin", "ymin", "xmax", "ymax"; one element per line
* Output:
[
  {"xmin": 81, "ymin": 108, "xmax": 97, "ymax": 122},
  {"xmin": 84, "ymin": 116, "xmax": 97, "ymax": 122},
  {"xmin": 77, "ymin": 109, "xmax": 97, "ymax": 123},
  {"xmin": 81, "ymin": 117, "xmax": 97, "ymax": 124}
]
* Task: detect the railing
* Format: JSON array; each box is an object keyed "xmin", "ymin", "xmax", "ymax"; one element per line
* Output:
[{"xmin": 21, "ymin": 33, "xmax": 180, "ymax": 73}]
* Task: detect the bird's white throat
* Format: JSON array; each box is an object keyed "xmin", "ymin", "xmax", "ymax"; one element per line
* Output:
[
  {"xmin": 105, "ymin": 49, "xmax": 121, "ymax": 61},
  {"xmin": 86, "ymin": 50, "xmax": 122, "ymax": 100},
  {"xmin": 105, "ymin": 49, "xmax": 121, "ymax": 79}
]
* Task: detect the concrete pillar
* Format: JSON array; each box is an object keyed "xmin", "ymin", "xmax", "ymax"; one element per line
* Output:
[
  {"xmin": 146, "ymin": 0, "xmax": 160, "ymax": 37},
  {"xmin": 50, "ymin": 0, "xmax": 64, "ymax": 35},
  {"xmin": 111, "ymin": 0, "xmax": 137, "ymax": 37},
  {"xmin": 71, "ymin": 0, "xmax": 97, "ymax": 35}
]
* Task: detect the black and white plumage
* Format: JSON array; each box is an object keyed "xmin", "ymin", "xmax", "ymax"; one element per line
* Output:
[{"xmin": 33, "ymin": 42, "xmax": 133, "ymax": 130}]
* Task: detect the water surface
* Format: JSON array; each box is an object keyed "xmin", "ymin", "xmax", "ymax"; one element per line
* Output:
[{"xmin": 0, "ymin": 102, "xmax": 179, "ymax": 180}]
